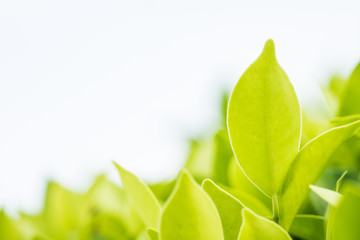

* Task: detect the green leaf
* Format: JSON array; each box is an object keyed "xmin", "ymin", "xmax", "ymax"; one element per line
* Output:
[
  {"xmin": 238, "ymin": 208, "xmax": 291, "ymax": 240},
  {"xmin": 202, "ymin": 179, "xmax": 244, "ymax": 240},
  {"xmin": 310, "ymin": 185, "xmax": 342, "ymax": 206},
  {"xmin": 331, "ymin": 183, "xmax": 360, "ymax": 240},
  {"xmin": 147, "ymin": 228, "xmax": 159, "ymax": 240},
  {"xmin": 81, "ymin": 175, "xmax": 143, "ymax": 236},
  {"xmin": 228, "ymin": 39, "xmax": 301, "ymax": 197},
  {"xmin": 278, "ymin": 120, "xmax": 360, "ymax": 230},
  {"xmin": 0, "ymin": 210, "xmax": 22, "ymax": 240},
  {"xmin": 42, "ymin": 181, "xmax": 83, "ymax": 239},
  {"xmin": 289, "ymin": 215, "xmax": 325, "ymax": 240},
  {"xmin": 338, "ymin": 62, "xmax": 360, "ymax": 116},
  {"xmin": 114, "ymin": 162, "xmax": 161, "ymax": 229},
  {"xmin": 160, "ymin": 171, "xmax": 224, "ymax": 240},
  {"xmin": 227, "ymin": 157, "xmax": 272, "ymax": 212},
  {"xmin": 213, "ymin": 129, "xmax": 234, "ymax": 185},
  {"xmin": 326, "ymin": 171, "xmax": 347, "ymax": 240}
]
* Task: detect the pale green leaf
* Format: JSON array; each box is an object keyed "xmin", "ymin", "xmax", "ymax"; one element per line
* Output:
[
  {"xmin": 310, "ymin": 185, "xmax": 342, "ymax": 206},
  {"xmin": 278, "ymin": 120, "xmax": 360, "ymax": 230},
  {"xmin": 228, "ymin": 39, "xmax": 301, "ymax": 197},
  {"xmin": 160, "ymin": 171, "xmax": 224, "ymax": 240},
  {"xmin": 114, "ymin": 162, "xmax": 161, "ymax": 229},
  {"xmin": 238, "ymin": 208, "xmax": 291, "ymax": 240},
  {"xmin": 202, "ymin": 179, "xmax": 244, "ymax": 240},
  {"xmin": 289, "ymin": 215, "xmax": 325, "ymax": 240}
]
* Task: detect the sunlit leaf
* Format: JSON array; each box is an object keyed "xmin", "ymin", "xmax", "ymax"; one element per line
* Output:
[
  {"xmin": 160, "ymin": 171, "xmax": 224, "ymax": 240},
  {"xmin": 114, "ymin": 163, "xmax": 161, "ymax": 229},
  {"xmin": 310, "ymin": 185, "xmax": 342, "ymax": 206},
  {"xmin": 238, "ymin": 208, "xmax": 291, "ymax": 240},
  {"xmin": 279, "ymin": 120, "xmax": 360, "ymax": 230},
  {"xmin": 228, "ymin": 39, "xmax": 301, "ymax": 198},
  {"xmin": 202, "ymin": 179, "xmax": 244, "ymax": 240}
]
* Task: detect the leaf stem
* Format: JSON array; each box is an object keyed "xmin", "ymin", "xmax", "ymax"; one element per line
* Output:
[{"xmin": 272, "ymin": 194, "xmax": 280, "ymax": 223}]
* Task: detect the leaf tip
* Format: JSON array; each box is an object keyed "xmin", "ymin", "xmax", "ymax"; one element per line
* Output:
[{"xmin": 261, "ymin": 39, "xmax": 276, "ymax": 59}]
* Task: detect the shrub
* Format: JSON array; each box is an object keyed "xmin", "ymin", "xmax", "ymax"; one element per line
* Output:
[{"xmin": 1, "ymin": 40, "xmax": 360, "ymax": 240}]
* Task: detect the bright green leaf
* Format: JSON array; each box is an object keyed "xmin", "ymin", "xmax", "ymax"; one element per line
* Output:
[
  {"xmin": 202, "ymin": 179, "xmax": 244, "ymax": 240},
  {"xmin": 278, "ymin": 120, "xmax": 360, "ymax": 230},
  {"xmin": 238, "ymin": 208, "xmax": 291, "ymax": 240},
  {"xmin": 228, "ymin": 39, "xmax": 301, "ymax": 197},
  {"xmin": 114, "ymin": 162, "xmax": 161, "ymax": 229},
  {"xmin": 160, "ymin": 171, "xmax": 224, "ymax": 240}
]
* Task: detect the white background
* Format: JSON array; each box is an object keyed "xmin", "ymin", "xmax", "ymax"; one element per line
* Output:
[{"xmin": 1, "ymin": 0, "xmax": 360, "ymax": 214}]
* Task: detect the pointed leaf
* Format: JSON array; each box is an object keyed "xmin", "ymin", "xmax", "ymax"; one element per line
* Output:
[
  {"xmin": 310, "ymin": 185, "xmax": 342, "ymax": 206},
  {"xmin": 114, "ymin": 162, "xmax": 161, "ymax": 229},
  {"xmin": 238, "ymin": 209, "xmax": 291, "ymax": 240},
  {"xmin": 160, "ymin": 171, "xmax": 223, "ymax": 240},
  {"xmin": 228, "ymin": 39, "xmax": 301, "ymax": 197},
  {"xmin": 202, "ymin": 179, "xmax": 244, "ymax": 240},
  {"xmin": 278, "ymin": 120, "xmax": 360, "ymax": 230}
]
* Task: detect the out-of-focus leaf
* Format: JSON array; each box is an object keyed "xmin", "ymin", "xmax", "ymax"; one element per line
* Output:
[
  {"xmin": 41, "ymin": 181, "xmax": 83, "ymax": 239},
  {"xmin": 80, "ymin": 175, "xmax": 143, "ymax": 237},
  {"xmin": 279, "ymin": 120, "xmax": 360, "ymax": 230},
  {"xmin": 331, "ymin": 183, "xmax": 360, "ymax": 240},
  {"xmin": 213, "ymin": 129, "xmax": 233, "ymax": 185},
  {"xmin": 184, "ymin": 138, "xmax": 215, "ymax": 180},
  {"xmin": 338, "ymin": 62, "xmax": 360, "ymax": 116},
  {"xmin": 228, "ymin": 39, "xmax": 301, "ymax": 198},
  {"xmin": 202, "ymin": 179, "xmax": 244, "ymax": 240},
  {"xmin": 326, "ymin": 171, "xmax": 347, "ymax": 240},
  {"xmin": 114, "ymin": 163, "xmax": 161, "ymax": 229},
  {"xmin": 0, "ymin": 210, "xmax": 22, "ymax": 240},
  {"xmin": 146, "ymin": 228, "xmax": 159, "ymax": 240},
  {"xmin": 237, "ymin": 209, "xmax": 291, "ymax": 240},
  {"xmin": 148, "ymin": 179, "xmax": 176, "ymax": 204},
  {"xmin": 160, "ymin": 171, "xmax": 223, "ymax": 240},
  {"xmin": 289, "ymin": 215, "xmax": 325, "ymax": 240}
]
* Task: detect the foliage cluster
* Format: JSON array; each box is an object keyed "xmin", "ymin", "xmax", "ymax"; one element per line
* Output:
[{"xmin": 2, "ymin": 40, "xmax": 360, "ymax": 240}]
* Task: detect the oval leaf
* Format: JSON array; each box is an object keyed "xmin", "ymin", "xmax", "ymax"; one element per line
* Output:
[
  {"xmin": 228, "ymin": 39, "xmax": 301, "ymax": 197},
  {"xmin": 238, "ymin": 208, "xmax": 291, "ymax": 240},
  {"xmin": 160, "ymin": 171, "xmax": 224, "ymax": 240},
  {"xmin": 114, "ymin": 162, "xmax": 161, "ymax": 229}
]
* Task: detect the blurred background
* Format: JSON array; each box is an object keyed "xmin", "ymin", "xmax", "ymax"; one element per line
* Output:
[{"xmin": 1, "ymin": 0, "xmax": 360, "ymax": 214}]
